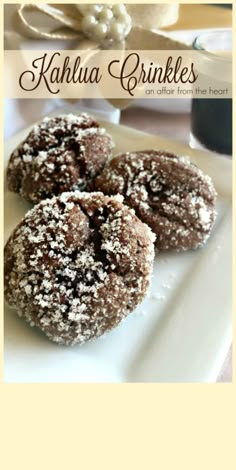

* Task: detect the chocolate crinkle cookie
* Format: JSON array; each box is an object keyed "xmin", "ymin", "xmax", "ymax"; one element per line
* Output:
[
  {"xmin": 7, "ymin": 113, "xmax": 114, "ymax": 204},
  {"xmin": 93, "ymin": 150, "xmax": 217, "ymax": 251},
  {"xmin": 4, "ymin": 192, "xmax": 155, "ymax": 345}
]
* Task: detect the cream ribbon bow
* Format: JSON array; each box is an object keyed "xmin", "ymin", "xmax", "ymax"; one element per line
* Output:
[
  {"xmin": 8, "ymin": 3, "xmax": 189, "ymax": 51},
  {"xmin": 5, "ymin": 4, "xmax": 190, "ymax": 108}
]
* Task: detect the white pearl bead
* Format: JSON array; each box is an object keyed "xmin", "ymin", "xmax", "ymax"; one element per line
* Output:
[
  {"xmin": 78, "ymin": 4, "xmax": 132, "ymax": 44},
  {"xmin": 116, "ymin": 11, "xmax": 129, "ymax": 24},
  {"xmin": 124, "ymin": 24, "xmax": 132, "ymax": 36},
  {"xmin": 92, "ymin": 22, "xmax": 108, "ymax": 40},
  {"xmin": 109, "ymin": 22, "xmax": 125, "ymax": 41},
  {"xmin": 88, "ymin": 4, "xmax": 103, "ymax": 16},
  {"xmin": 126, "ymin": 14, "xmax": 132, "ymax": 25},
  {"xmin": 81, "ymin": 15, "xmax": 97, "ymax": 33},
  {"xmin": 99, "ymin": 7, "xmax": 113, "ymax": 22},
  {"xmin": 112, "ymin": 4, "xmax": 127, "ymax": 17},
  {"xmin": 123, "ymin": 15, "xmax": 132, "ymax": 36}
]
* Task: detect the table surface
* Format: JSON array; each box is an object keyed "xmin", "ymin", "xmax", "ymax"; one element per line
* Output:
[
  {"xmin": 163, "ymin": 4, "xmax": 232, "ymax": 31},
  {"xmin": 120, "ymin": 106, "xmax": 232, "ymax": 383}
]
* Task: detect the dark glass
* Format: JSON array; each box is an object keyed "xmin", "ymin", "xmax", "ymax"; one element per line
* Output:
[
  {"xmin": 191, "ymin": 98, "xmax": 232, "ymax": 155},
  {"xmin": 191, "ymin": 30, "xmax": 232, "ymax": 155}
]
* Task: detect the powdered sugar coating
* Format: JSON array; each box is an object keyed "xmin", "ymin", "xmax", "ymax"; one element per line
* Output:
[
  {"xmin": 7, "ymin": 113, "xmax": 114, "ymax": 204},
  {"xmin": 94, "ymin": 150, "xmax": 217, "ymax": 251},
  {"xmin": 4, "ymin": 191, "xmax": 155, "ymax": 345}
]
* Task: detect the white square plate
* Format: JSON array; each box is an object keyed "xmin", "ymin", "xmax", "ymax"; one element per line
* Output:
[{"xmin": 4, "ymin": 114, "xmax": 232, "ymax": 383}]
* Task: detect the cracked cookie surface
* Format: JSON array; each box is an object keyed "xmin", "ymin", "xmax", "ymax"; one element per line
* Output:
[
  {"xmin": 94, "ymin": 150, "xmax": 217, "ymax": 251},
  {"xmin": 7, "ymin": 113, "xmax": 114, "ymax": 204},
  {"xmin": 4, "ymin": 191, "xmax": 155, "ymax": 345}
]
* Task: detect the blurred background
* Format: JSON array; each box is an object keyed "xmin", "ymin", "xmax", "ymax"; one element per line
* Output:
[{"xmin": 4, "ymin": 3, "xmax": 232, "ymax": 142}]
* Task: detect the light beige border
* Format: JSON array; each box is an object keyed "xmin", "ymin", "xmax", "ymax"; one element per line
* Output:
[
  {"xmin": 0, "ymin": 3, "xmax": 3, "ymax": 388},
  {"xmin": 1, "ymin": 2, "xmax": 235, "ymax": 470}
]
